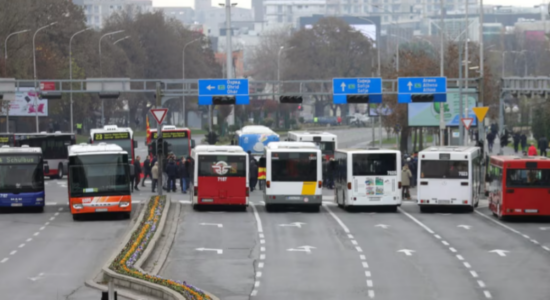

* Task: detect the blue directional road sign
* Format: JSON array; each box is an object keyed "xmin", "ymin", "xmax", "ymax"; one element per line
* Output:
[
  {"xmin": 198, "ymin": 79, "xmax": 249, "ymax": 105},
  {"xmin": 332, "ymin": 78, "xmax": 382, "ymax": 104},
  {"xmin": 397, "ymin": 77, "xmax": 447, "ymax": 103}
]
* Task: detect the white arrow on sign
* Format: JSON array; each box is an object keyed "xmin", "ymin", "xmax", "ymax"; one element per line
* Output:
[
  {"xmin": 407, "ymin": 81, "xmax": 413, "ymax": 91},
  {"xmin": 279, "ymin": 222, "xmax": 306, "ymax": 228},
  {"xmin": 28, "ymin": 272, "xmax": 45, "ymax": 282},
  {"xmin": 200, "ymin": 223, "xmax": 223, "ymax": 228},
  {"xmin": 489, "ymin": 249, "xmax": 509, "ymax": 257},
  {"xmin": 206, "ymin": 85, "xmax": 215, "ymax": 91},
  {"xmin": 375, "ymin": 224, "xmax": 389, "ymax": 229},
  {"xmin": 287, "ymin": 246, "xmax": 316, "ymax": 254},
  {"xmin": 196, "ymin": 248, "xmax": 223, "ymax": 254},
  {"xmin": 397, "ymin": 249, "xmax": 415, "ymax": 256},
  {"xmin": 457, "ymin": 225, "xmax": 471, "ymax": 230},
  {"xmin": 340, "ymin": 82, "xmax": 346, "ymax": 92}
]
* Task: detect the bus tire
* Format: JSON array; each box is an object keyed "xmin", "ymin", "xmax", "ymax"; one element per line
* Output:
[
  {"xmin": 122, "ymin": 212, "xmax": 131, "ymax": 219},
  {"xmin": 57, "ymin": 163, "xmax": 64, "ymax": 179},
  {"xmin": 35, "ymin": 206, "xmax": 44, "ymax": 213},
  {"xmin": 389, "ymin": 205, "xmax": 398, "ymax": 213},
  {"xmin": 72, "ymin": 214, "xmax": 81, "ymax": 221}
]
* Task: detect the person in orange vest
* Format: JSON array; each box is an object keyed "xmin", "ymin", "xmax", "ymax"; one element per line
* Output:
[
  {"xmin": 528, "ymin": 143, "xmax": 538, "ymax": 156},
  {"xmin": 258, "ymin": 155, "xmax": 266, "ymax": 190}
]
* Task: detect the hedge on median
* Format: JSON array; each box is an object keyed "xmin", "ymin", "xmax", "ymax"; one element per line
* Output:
[{"xmin": 110, "ymin": 196, "xmax": 212, "ymax": 300}]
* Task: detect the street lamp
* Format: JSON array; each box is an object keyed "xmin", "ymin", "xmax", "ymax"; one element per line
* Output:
[
  {"xmin": 4, "ymin": 29, "xmax": 30, "ymax": 60},
  {"xmin": 69, "ymin": 27, "xmax": 93, "ymax": 134},
  {"xmin": 99, "ymin": 30, "xmax": 124, "ymax": 126},
  {"xmin": 219, "ymin": 1, "xmax": 238, "ymax": 126},
  {"xmin": 113, "ymin": 35, "xmax": 130, "ymax": 45},
  {"xmin": 33, "ymin": 22, "xmax": 57, "ymax": 133},
  {"xmin": 182, "ymin": 37, "xmax": 202, "ymax": 127}
]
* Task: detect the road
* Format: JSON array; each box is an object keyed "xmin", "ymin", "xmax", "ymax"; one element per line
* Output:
[{"xmin": 160, "ymin": 127, "xmax": 550, "ymax": 300}]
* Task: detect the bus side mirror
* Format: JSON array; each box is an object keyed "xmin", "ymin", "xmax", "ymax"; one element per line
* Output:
[
  {"xmin": 134, "ymin": 140, "xmax": 138, "ymax": 148},
  {"xmin": 191, "ymin": 139, "xmax": 196, "ymax": 149}
]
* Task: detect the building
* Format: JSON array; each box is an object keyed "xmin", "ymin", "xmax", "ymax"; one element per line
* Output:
[
  {"xmin": 72, "ymin": 0, "xmax": 153, "ymax": 29},
  {"xmin": 156, "ymin": 7, "xmax": 195, "ymax": 25}
]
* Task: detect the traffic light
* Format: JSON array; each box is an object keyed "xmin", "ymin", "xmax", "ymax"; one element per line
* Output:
[
  {"xmin": 279, "ymin": 96, "xmax": 303, "ymax": 104},
  {"xmin": 164, "ymin": 141, "xmax": 172, "ymax": 154},
  {"xmin": 411, "ymin": 94, "xmax": 435, "ymax": 103},
  {"xmin": 157, "ymin": 138, "xmax": 164, "ymax": 155},
  {"xmin": 298, "ymin": 104, "xmax": 303, "ymax": 111},
  {"xmin": 213, "ymin": 96, "xmax": 236, "ymax": 105},
  {"xmin": 346, "ymin": 95, "xmax": 369, "ymax": 103},
  {"xmin": 207, "ymin": 131, "xmax": 218, "ymax": 145}
]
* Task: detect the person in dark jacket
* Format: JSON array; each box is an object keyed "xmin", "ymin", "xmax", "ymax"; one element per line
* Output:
[
  {"xmin": 129, "ymin": 163, "xmax": 135, "ymax": 193},
  {"xmin": 513, "ymin": 132, "xmax": 520, "ymax": 154},
  {"xmin": 539, "ymin": 136, "xmax": 548, "ymax": 157},
  {"xmin": 520, "ymin": 132, "xmax": 528, "ymax": 153},
  {"xmin": 178, "ymin": 157, "xmax": 189, "ymax": 193},
  {"xmin": 134, "ymin": 156, "xmax": 142, "ymax": 191},
  {"xmin": 186, "ymin": 156, "xmax": 195, "ymax": 185},
  {"xmin": 487, "ymin": 132, "xmax": 495, "ymax": 153},
  {"xmin": 166, "ymin": 159, "xmax": 177, "ymax": 192},
  {"xmin": 249, "ymin": 158, "xmax": 258, "ymax": 191},
  {"xmin": 141, "ymin": 156, "xmax": 152, "ymax": 187}
]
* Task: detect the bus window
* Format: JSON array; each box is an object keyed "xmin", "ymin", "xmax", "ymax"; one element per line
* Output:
[
  {"xmin": 352, "ymin": 153, "xmax": 397, "ymax": 176},
  {"xmin": 420, "ymin": 160, "xmax": 469, "ymax": 179},
  {"xmin": 198, "ymin": 155, "xmax": 246, "ymax": 177},
  {"xmin": 271, "ymin": 152, "xmax": 317, "ymax": 182},
  {"xmin": 506, "ymin": 169, "xmax": 550, "ymax": 188},
  {"xmin": 318, "ymin": 142, "xmax": 335, "ymax": 156}
]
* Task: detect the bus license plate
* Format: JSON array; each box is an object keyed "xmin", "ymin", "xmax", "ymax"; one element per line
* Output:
[
  {"xmin": 525, "ymin": 209, "xmax": 538, "ymax": 213},
  {"xmin": 369, "ymin": 197, "xmax": 381, "ymax": 201},
  {"xmin": 11, "ymin": 203, "xmax": 22, "ymax": 207},
  {"xmin": 438, "ymin": 200, "xmax": 451, "ymax": 204},
  {"xmin": 201, "ymin": 199, "xmax": 213, "ymax": 203},
  {"xmin": 287, "ymin": 196, "xmax": 301, "ymax": 200},
  {"xmin": 95, "ymin": 208, "xmax": 108, "ymax": 212}
]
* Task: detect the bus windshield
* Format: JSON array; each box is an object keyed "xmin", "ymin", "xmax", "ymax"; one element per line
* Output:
[
  {"xmin": 506, "ymin": 169, "xmax": 550, "ymax": 188},
  {"xmin": 317, "ymin": 142, "xmax": 335, "ymax": 156},
  {"xmin": 420, "ymin": 160, "xmax": 469, "ymax": 179},
  {"xmin": 101, "ymin": 139, "xmax": 132, "ymax": 160},
  {"xmin": 166, "ymin": 138, "xmax": 190, "ymax": 159},
  {"xmin": 69, "ymin": 154, "xmax": 130, "ymax": 197},
  {"xmin": 198, "ymin": 155, "xmax": 247, "ymax": 177},
  {"xmin": 271, "ymin": 152, "xmax": 317, "ymax": 182},
  {"xmin": 352, "ymin": 153, "xmax": 397, "ymax": 176},
  {"xmin": 0, "ymin": 155, "xmax": 44, "ymax": 192}
]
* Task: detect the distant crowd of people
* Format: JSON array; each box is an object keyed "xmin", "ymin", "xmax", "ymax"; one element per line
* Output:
[{"xmin": 129, "ymin": 153, "xmax": 195, "ymax": 193}]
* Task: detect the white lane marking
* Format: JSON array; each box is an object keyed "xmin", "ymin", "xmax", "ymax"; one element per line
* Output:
[
  {"xmin": 478, "ymin": 280, "xmax": 486, "ymax": 288},
  {"xmin": 49, "ymin": 217, "xmax": 55, "ymax": 221},
  {"xmin": 449, "ymin": 247, "xmax": 457, "ymax": 252},
  {"xmin": 356, "ymin": 246, "xmax": 363, "ymax": 253},
  {"xmin": 259, "ymin": 201, "xmax": 265, "ymax": 205},
  {"xmin": 434, "ymin": 234, "xmax": 441, "ymax": 239},
  {"xmin": 254, "ymin": 281, "xmax": 260, "ymax": 288},
  {"xmin": 279, "ymin": 222, "xmax": 306, "ymax": 228},
  {"xmin": 258, "ymin": 262, "xmax": 264, "ymax": 269},
  {"xmin": 256, "ymin": 272, "xmax": 262, "ymax": 278},
  {"xmin": 489, "ymin": 249, "xmax": 509, "ymax": 257},
  {"xmin": 470, "ymin": 271, "xmax": 479, "ymax": 278},
  {"xmin": 323, "ymin": 205, "xmax": 350, "ymax": 233},
  {"xmin": 260, "ymin": 254, "xmax": 266, "ymax": 260},
  {"xmin": 360, "ymin": 255, "xmax": 366, "ymax": 260},
  {"xmin": 26, "ymin": 238, "xmax": 32, "ymax": 242},
  {"xmin": 251, "ymin": 203, "xmax": 263, "ymax": 233},
  {"xmin": 45, "ymin": 222, "xmax": 50, "ymax": 226},
  {"xmin": 18, "ymin": 244, "xmax": 25, "ymax": 248},
  {"xmin": 199, "ymin": 223, "xmax": 223, "ymax": 228},
  {"xmin": 251, "ymin": 290, "xmax": 258, "ymax": 297},
  {"xmin": 474, "ymin": 210, "xmax": 520, "ymax": 233},
  {"xmin": 368, "ymin": 290, "xmax": 375, "ymax": 299},
  {"xmin": 366, "ymin": 280, "xmax": 373, "ymax": 287},
  {"xmin": 260, "ymin": 247, "xmax": 265, "ymax": 252},
  {"xmin": 375, "ymin": 224, "xmax": 389, "ymax": 229},
  {"xmin": 0, "ymin": 258, "xmax": 8, "ymax": 263},
  {"xmin": 522, "ymin": 234, "xmax": 530, "ymax": 239},
  {"xmin": 58, "ymin": 207, "xmax": 63, "ymax": 211},
  {"xmin": 442, "ymin": 240, "xmax": 450, "ymax": 246},
  {"xmin": 484, "ymin": 291, "xmax": 492, "ymax": 299},
  {"xmin": 464, "ymin": 262, "xmax": 471, "ymax": 268},
  {"xmin": 259, "ymin": 233, "xmax": 264, "ymax": 239},
  {"xmin": 195, "ymin": 248, "xmax": 223, "ymax": 254},
  {"xmin": 456, "ymin": 255, "xmax": 464, "ymax": 260},
  {"xmin": 531, "ymin": 240, "xmax": 540, "ymax": 245},
  {"xmin": 251, "ymin": 202, "xmax": 266, "ymax": 298},
  {"xmin": 54, "ymin": 212, "xmax": 60, "ymax": 216},
  {"xmin": 9, "ymin": 251, "xmax": 16, "ymax": 255},
  {"xmin": 33, "ymin": 232, "xmax": 40, "ymax": 237},
  {"xmin": 362, "ymin": 262, "xmax": 369, "ymax": 268},
  {"xmin": 543, "ymin": 246, "xmax": 550, "ymax": 251},
  {"xmin": 39, "ymin": 226, "xmax": 45, "ymax": 231},
  {"xmin": 351, "ymin": 240, "xmax": 358, "ymax": 245},
  {"xmin": 347, "ymin": 234, "xmax": 354, "ymax": 239},
  {"xmin": 179, "ymin": 200, "xmax": 191, "ymax": 204},
  {"xmin": 365, "ymin": 271, "xmax": 371, "ymax": 277},
  {"xmin": 397, "ymin": 249, "xmax": 415, "ymax": 256},
  {"xmin": 260, "ymin": 239, "xmax": 265, "ymax": 244},
  {"xmin": 398, "ymin": 208, "xmax": 435, "ymax": 234}
]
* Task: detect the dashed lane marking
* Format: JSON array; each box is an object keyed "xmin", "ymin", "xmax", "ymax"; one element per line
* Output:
[{"xmin": 250, "ymin": 203, "xmax": 265, "ymax": 297}]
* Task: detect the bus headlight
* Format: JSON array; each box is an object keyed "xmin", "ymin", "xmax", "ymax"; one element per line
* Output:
[
  {"xmin": 119, "ymin": 201, "xmax": 130, "ymax": 208},
  {"xmin": 73, "ymin": 204, "xmax": 83, "ymax": 209},
  {"xmin": 36, "ymin": 198, "xmax": 43, "ymax": 202}
]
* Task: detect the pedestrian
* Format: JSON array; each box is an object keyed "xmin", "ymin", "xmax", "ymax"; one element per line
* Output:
[
  {"xmin": 133, "ymin": 156, "xmax": 142, "ymax": 191},
  {"xmin": 178, "ymin": 157, "xmax": 189, "ymax": 193},
  {"xmin": 249, "ymin": 157, "xmax": 258, "ymax": 191},
  {"xmin": 258, "ymin": 155, "xmax": 266, "ymax": 190},
  {"xmin": 129, "ymin": 161, "xmax": 135, "ymax": 193},
  {"xmin": 327, "ymin": 158, "xmax": 337, "ymax": 189},
  {"xmin": 539, "ymin": 136, "xmax": 548, "ymax": 157},
  {"xmin": 486, "ymin": 132, "xmax": 495, "ymax": 153},
  {"xmin": 166, "ymin": 159, "xmax": 177, "ymax": 192},
  {"xmin": 520, "ymin": 132, "xmax": 527, "ymax": 153},
  {"xmin": 513, "ymin": 132, "xmax": 520, "ymax": 154},
  {"xmin": 141, "ymin": 155, "xmax": 152, "ymax": 187},
  {"xmin": 151, "ymin": 162, "xmax": 159, "ymax": 193},
  {"xmin": 409, "ymin": 154, "xmax": 418, "ymax": 188},
  {"xmin": 186, "ymin": 156, "xmax": 194, "ymax": 186},
  {"xmin": 528, "ymin": 143, "xmax": 538, "ymax": 156},
  {"xmin": 402, "ymin": 163, "xmax": 412, "ymax": 200}
]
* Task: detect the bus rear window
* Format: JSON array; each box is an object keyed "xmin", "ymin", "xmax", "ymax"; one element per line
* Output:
[
  {"xmin": 271, "ymin": 152, "xmax": 317, "ymax": 182},
  {"xmin": 352, "ymin": 153, "xmax": 397, "ymax": 176},
  {"xmin": 506, "ymin": 169, "xmax": 550, "ymax": 188},
  {"xmin": 198, "ymin": 155, "xmax": 246, "ymax": 177},
  {"xmin": 420, "ymin": 160, "xmax": 469, "ymax": 179}
]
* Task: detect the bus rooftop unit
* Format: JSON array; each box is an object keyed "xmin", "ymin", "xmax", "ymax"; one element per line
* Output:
[
  {"xmin": 191, "ymin": 145, "xmax": 249, "ymax": 211},
  {"xmin": 264, "ymin": 141, "xmax": 323, "ymax": 212},
  {"xmin": 234, "ymin": 125, "xmax": 280, "ymax": 158},
  {"xmin": 287, "ymin": 131, "xmax": 338, "ymax": 159},
  {"xmin": 0, "ymin": 146, "xmax": 45, "ymax": 212},
  {"xmin": 90, "ymin": 125, "xmax": 137, "ymax": 163},
  {"xmin": 334, "ymin": 149, "xmax": 402, "ymax": 211},
  {"xmin": 488, "ymin": 156, "xmax": 550, "ymax": 219},
  {"xmin": 417, "ymin": 146, "xmax": 482, "ymax": 213},
  {"xmin": 68, "ymin": 143, "xmax": 132, "ymax": 221}
]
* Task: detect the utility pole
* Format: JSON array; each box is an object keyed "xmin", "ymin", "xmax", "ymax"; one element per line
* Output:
[
  {"xmin": 156, "ymin": 82, "xmax": 163, "ymax": 197},
  {"xmin": 439, "ymin": 0, "xmax": 445, "ymax": 146},
  {"xmin": 463, "ymin": 0, "xmax": 469, "ymax": 146},
  {"xmin": 225, "ymin": 0, "xmax": 235, "ymax": 126}
]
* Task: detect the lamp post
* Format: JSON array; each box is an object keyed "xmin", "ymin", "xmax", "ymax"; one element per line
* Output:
[
  {"xmin": 219, "ymin": 1, "xmax": 238, "ymax": 126},
  {"xmin": 33, "ymin": 22, "xmax": 57, "ymax": 133},
  {"xmin": 69, "ymin": 27, "xmax": 93, "ymax": 134},
  {"xmin": 113, "ymin": 35, "xmax": 130, "ymax": 45},
  {"xmin": 4, "ymin": 29, "xmax": 30, "ymax": 60},
  {"xmin": 182, "ymin": 37, "xmax": 202, "ymax": 127},
  {"xmin": 99, "ymin": 30, "xmax": 124, "ymax": 126}
]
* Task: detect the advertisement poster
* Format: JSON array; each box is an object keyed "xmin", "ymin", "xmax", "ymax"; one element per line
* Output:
[
  {"xmin": 365, "ymin": 176, "xmax": 393, "ymax": 196},
  {"xmin": 1, "ymin": 87, "xmax": 49, "ymax": 117},
  {"xmin": 408, "ymin": 88, "xmax": 477, "ymax": 127}
]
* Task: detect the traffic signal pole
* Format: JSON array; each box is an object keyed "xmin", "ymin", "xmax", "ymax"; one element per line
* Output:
[{"xmin": 156, "ymin": 82, "xmax": 163, "ymax": 197}]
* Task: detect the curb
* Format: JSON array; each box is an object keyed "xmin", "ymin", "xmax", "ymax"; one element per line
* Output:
[
  {"xmin": 150, "ymin": 200, "xmax": 181, "ymax": 275},
  {"xmin": 134, "ymin": 198, "xmax": 171, "ymax": 273}
]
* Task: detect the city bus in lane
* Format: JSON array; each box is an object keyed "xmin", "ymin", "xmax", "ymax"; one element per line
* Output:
[
  {"xmin": 234, "ymin": 125, "xmax": 279, "ymax": 159},
  {"xmin": 148, "ymin": 125, "xmax": 195, "ymax": 159},
  {"xmin": 488, "ymin": 156, "xmax": 550, "ymax": 219},
  {"xmin": 334, "ymin": 149, "xmax": 401, "ymax": 211},
  {"xmin": 417, "ymin": 146, "xmax": 482, "ymax": 212},
  {"xmin": 90, "ymin": 125, "xmax": 137, "ymax": 163},
  {"xmin": 264, "ymin": 142, "xmax": 322, "ymax": 212},
  {"xmin": 191, "ymin": 145, "xmax": 249, "ymax": 211},
  {"xmin": 68, "ymin": 143, "xmax": 131, "ymax": 221},
  {"xmin": 287, "ymin": 131, "xmax": 337, "ymax": 159},
  {"xmin": 0, "ymin": 146, "xmax": 45, "ymax": 211},
  {"xmin": 0, "ymin": 134, "xmax": 13, "ymax": 147}
]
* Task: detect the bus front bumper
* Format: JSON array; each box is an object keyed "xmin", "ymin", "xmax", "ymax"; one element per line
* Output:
[
  {"xmin": 264, "ymin": 195, "xmax": 322, "ymax": 205},
  {"xmin": 71, "ymin": 203, "xmax": 132, "ymax": 214}
]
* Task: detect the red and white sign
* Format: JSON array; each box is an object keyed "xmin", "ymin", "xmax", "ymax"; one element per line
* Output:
[
  {"xmin": 40, "ymin": 82, "xmax": 55, "ymax": 91},
  {"xmin": 150, "ymin": 108, "xmax": 168, "ymax": 124},
  {"xmin": 461, "ymin": 118, "xmax": 474, "ymax": 130}
]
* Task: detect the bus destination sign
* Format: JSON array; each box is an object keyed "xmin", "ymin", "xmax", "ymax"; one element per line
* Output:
[
  {"xmin": 93, "ymin": 132, "xmax": 131, "ymax": 141},
  {"xmin": 153, "ymin": 131, "xmax": 188, "ymax": 139},
  {"xmin": 0, "ymin": 156, "xmax": 40, "ymax": 164}
]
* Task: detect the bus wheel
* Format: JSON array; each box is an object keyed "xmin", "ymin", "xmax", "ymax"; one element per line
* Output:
[
  {"xmin": 389, "ymin": 206, "xmax": 398, "ymax": 213},
  {"xmin": 122, "ymin": 212, "xmax": 131, "ymax": 219},
  {"xmin": 57, "ymin": 164, "xmax": 64, "ymax": 179},
  {"xmin": 35, "ymin": 206, "xmax": 44, "ymax": 213},
  {"xmin": 72, "ymin": 214, "xmax": 81, "ymax": 221}
]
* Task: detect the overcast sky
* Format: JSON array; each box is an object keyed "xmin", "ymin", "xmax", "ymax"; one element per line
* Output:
[{"xmin": 153, "ymin": 0, "xmax": 545, "ymax": 9}]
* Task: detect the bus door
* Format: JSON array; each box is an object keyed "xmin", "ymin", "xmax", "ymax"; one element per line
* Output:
[
  {"xmin": 503, "ymin": 165, "xmax": 550, "ymax": 215},
  {"xmin": 196, "ymin": 154, "xmax": 248, "ymax": 205},
  {"xmin": 350, "ymin": 153, "xmax": 399, "ymax": 203},
  {"xmin": 419, "ymin": 159, "xmax": 470, "ymax": 204}
]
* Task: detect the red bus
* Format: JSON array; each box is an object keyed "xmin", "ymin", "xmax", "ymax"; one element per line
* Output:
[
  {"xmin": 148, "ymin": 125, "xmax": 195, "ymax": 159},
  {"xmin": 488, "ymin": 156, "xmax": 550, "ymax": 219},
  {"xmin": 90, "ymin": 125, "xmax": 137, "ymax": 163},
  {"xmin": 191, "ymin": 145, "xmax": 249, "ymax": 211}
]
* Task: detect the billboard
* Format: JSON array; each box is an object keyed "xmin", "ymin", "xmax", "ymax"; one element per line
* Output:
[
  {"xmin": 408, "ymin": 88, "xmax": 477, "ymax": 127},
  {"xmin": 1, "ymin": 87, "xmax": 48, "ymax": 117}
]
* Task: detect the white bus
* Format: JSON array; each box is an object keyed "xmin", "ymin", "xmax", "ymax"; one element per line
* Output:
[
  {"xmin": 287, "ymin": 131, "xmax": 337, "ymax": 159},
  {"xmin": 264, "ymin": 142, "xmax": 322, "ymax": 212},
  {"xmin": 417, "ymin": 146, "xmax": 482, "ymax": 212},
  {"xmin": 334, "ymin": 149, "xmax": 402, "ymax": 211},
  {"xmin": 191, "ymin": 145, "xmax": 249, "ymax": 211}
]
